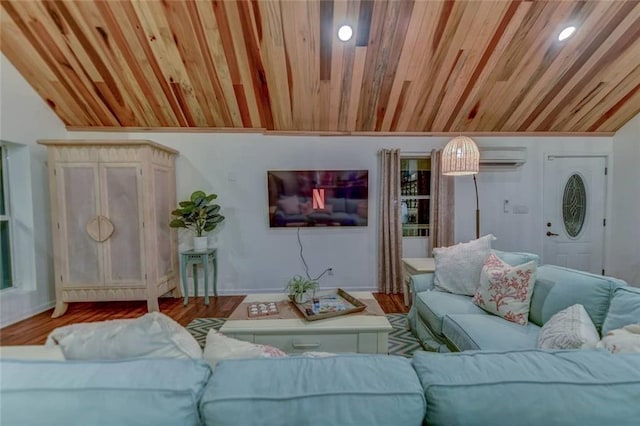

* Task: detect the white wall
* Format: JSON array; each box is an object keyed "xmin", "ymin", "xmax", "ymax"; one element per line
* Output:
[
  {"xmin": 454, "ymin": 137, "xmax": 612, "ymax": 254},
  {"xmin": 610, "ymin": 113, "xmax": 640, "ymax": 286},
  {"xmin": 0, "ymin": 55, "xmax": 67, "ymax": 327},
  {"xmin": 67, "ymin": 132, "xmax": 443, "ymax": 294},
  {"xmin": 68, "ymin": 131, "xmax": 613, "ymax": 296}
]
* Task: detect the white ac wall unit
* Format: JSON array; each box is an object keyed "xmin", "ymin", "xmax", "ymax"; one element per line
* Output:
[{"xmin": 479, "ymin": 147, "xmax": 527, "ymax": 170}]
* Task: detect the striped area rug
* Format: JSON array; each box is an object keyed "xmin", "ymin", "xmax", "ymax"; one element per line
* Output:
[{"xmin": 186, "ymin": 313, "xmax": 424, "ymax": 358}]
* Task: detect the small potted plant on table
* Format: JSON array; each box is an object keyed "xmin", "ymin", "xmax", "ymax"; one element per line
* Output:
[
  {"xmin": 169, "ymin": 190, "xmax": 225, "ymax": 251},
  {"xmin": 286, "ymin": 275, "xmax": 318, "ymax": 304}
]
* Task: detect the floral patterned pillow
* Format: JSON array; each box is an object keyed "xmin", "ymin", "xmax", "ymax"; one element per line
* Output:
[{"xmin": 472, "ymin": 253, "xmax": 537, "ymax": 325}]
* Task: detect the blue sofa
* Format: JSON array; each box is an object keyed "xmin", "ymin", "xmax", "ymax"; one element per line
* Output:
[
  {"xmin": 407, "ymin": 250, "xmax": 630, "ymax": 352},
  {"xmin": 3, "ymin": 259, "xmax": 639, "ymax": 425},
  {"xmin": 2, "ymin": 350, "xmax": 640, "ymax": 426},
  {"xmin": 272, "ymin": 196, "xmax": 367, "ymax": 227}
]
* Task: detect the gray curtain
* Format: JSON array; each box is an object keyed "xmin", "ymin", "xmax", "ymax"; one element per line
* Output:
[
  {"xmin": 377, "ymin": 149, "xmax": 403, "ymax": 294},
  {"xmin": 428, "ymin": 149, "xmax": 455, "ymax": 255}
]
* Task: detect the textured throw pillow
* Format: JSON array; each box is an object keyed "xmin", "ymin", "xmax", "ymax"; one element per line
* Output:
[
  {"xmin": 472, "ymin": 253, "xmax": 537, "ymax": 325},
  {"xmin": 536, "ymin": 304, "xmax": 600, "ymax": 349},
  {"xmin": 433, "ymin": 234, "xmax": 495, "ymax": 295},
  {"xmin": 277, "ymin": 195, "xmax": 300, "ymax": 214},
  {"xmin": 45, "ymin": 312, "xmax": 202, "ymax": 360},
  {"xmin": 597, "ymin": 323, "xmax": 640, "ymax": 354},
  {"xmin": 203, "ymin": 329, "xmax": 287, "ymax": 370},
  {"xmin": 299, "ymin": 200, "xmax": 313, "ymax": 215}
]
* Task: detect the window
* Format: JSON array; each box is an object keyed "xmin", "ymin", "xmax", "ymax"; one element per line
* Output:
[
  {"xmin": 1, "ymin": 145, "xmax": 13, "ymax": 289},
  {"xmin": 400, "ymin": 157, "xmax": 431, "ymax": 237},
  {"xmin": 563, "ymin": 173, "xmax": 587, "ymax": 238}
]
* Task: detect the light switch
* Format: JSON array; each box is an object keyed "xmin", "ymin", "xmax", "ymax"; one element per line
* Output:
[{"xmin": 513, "ymin": 205, "xmax": 529, "ymax": 214}]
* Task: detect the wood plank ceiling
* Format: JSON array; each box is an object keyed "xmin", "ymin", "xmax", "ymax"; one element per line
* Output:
[{"xmin": 1, "ymin": 0, "xmax": 639, "ymax": 134}]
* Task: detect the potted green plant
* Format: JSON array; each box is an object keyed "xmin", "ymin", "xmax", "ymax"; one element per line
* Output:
[
  {"xmin": 285, "ymin": 275, "xmax": 318, "ymax": 304},
  {"xmin": 169, "ymin": 190, "xmax": 225, "ymax": 251}
]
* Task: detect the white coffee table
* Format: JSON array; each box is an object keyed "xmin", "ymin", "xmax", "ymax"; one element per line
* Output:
[{"xmin": 219, "ymin": 292, "xmax": 392, "ymax": 354}]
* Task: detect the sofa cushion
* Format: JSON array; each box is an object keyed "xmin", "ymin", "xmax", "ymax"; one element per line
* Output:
[
  {"xmin": 45, "ymin": 312, "xmax": 202, "ymax": 360},
  {"xmin": 414, "ymin": 290, "xmax": 489, "ymax": 337},
  {"xmin": 492, "ymin": 249, "xmax": 540, "ymax": 266},
  {"xmin": 411, "ymin": 349, "xmax": 640, "ymax": 426},
  {"xmin": 200, "ymin": 355, "xmax": 426, "ymax": 426},
  {"xmin": 536, "ymin": 304, "xmax": 599, "ymax": 350},
  {"xmin": 433, "ymin": 234, "xmax": 495, "ymax": 295},
  {"xmin": 602, "ymin": 286, "xmax": 640, "ymax": 335},
  {"xmin": 528, "ymin": 265, "xmax": 625, "ymax": 330},
  {"xmin": 408, "ymin": 313, "xmax": 451, "ymax": 353},
  {"xmin": 345, "ymin": 198, "xmax": 365, "ymax": 214},
  {"xmin": 472, "ymin": 253, "xmax": 537, "ymax": 325},
  {"xmin": 277, "ymin": 195, "xmax": 300, "ymax": 214},
  {"xmin": 326, "ymin": 197, "xmax": 346, "ymax": 212},
  {"xmin": 442, "ymin": 314, "xmax": 540, "ymax": 351},
  {"xmin": 0, "ymin": 358, "xmax": 211, "ymax": 426}
]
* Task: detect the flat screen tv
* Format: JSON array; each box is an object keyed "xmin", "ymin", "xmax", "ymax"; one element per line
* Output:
[{"xmin": 267, "ymin": 170, "xmax": 368, "ymax": 227}]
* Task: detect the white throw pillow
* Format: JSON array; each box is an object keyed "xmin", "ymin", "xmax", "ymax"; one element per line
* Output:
[
  {"xmin": 203, "ymin": 329, "xmax": 287, "ymax": 370},
  {"xmin": 433, "ymin": 234, "xmax": 496, "ymax": 295},
  {"xmin": 472, "ymin": 252, "xmax": 537, "ymax": 325},
  {"xmin": 277, "ymin": 195, "xmax": 300, "ymax": 214},
  {"xmin": 45, "ymin": 312, "xmax": 202, "ymax": 360},
  {"xmin": 597, "ymin": 323, "xmax": 640, "ymax": 354},
  {"xmin": 536, "ymin": 304, "xmax": 600, "ymax": 349}
]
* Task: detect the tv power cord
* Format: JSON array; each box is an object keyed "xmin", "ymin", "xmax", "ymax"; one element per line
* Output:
[{"xmin": 297, "ymin": 227, "xmax": 332, "ymax": 283}]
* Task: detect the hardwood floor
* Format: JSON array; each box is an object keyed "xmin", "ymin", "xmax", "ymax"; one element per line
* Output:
[{"xmin": 0, "ymin": 293, "xmax": 408, "ymax": 346}]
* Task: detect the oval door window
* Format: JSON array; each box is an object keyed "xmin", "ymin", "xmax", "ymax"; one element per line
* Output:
[{"xmin": 562, "ymin": 174, "xmax": 587, "ymax": 238}]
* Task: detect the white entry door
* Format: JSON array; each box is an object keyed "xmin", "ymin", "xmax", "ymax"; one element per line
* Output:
[{"xmin": 543, "ymin": 155, "xmax": 607, "ymax": 274}]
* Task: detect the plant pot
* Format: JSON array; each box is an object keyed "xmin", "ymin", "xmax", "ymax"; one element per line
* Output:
[
  {"xmin": 193, "ymin": 236, "xmax": 208, "ymax": 251},
  {"xmin": 293, "ymin": 291, "xmax": 313, "ymax": 304}
]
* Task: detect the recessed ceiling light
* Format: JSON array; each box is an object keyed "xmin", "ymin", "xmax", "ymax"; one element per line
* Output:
[
  {"xmin": 337, "ymin": 25, "xmax": 353, "ymax": 42},
  {"xmin": 558, "ymin": 26, "xmax": 576, "ymax": 41}
]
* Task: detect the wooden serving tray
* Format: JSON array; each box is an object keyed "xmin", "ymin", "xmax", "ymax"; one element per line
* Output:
[{"xmin": 292, "ymin": 289, "xmax": 366, "ymax": 321}]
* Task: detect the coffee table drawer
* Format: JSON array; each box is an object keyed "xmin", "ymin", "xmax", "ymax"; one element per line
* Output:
[{"xmin": 254, "ymin": 333, "xmax": 358, "ymax": 353}]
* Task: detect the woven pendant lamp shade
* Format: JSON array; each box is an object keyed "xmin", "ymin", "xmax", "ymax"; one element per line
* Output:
[{"xmin": 441, "ymin": 136, "xmax": 480, "ymax": 176}]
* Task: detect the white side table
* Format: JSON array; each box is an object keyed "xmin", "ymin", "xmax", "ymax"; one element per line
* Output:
[{"xmin": 401, "ymin": 258, "xmax": 435, "ymax": 306}]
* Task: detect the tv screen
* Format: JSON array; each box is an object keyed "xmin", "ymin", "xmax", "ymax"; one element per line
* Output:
[{"xmin": 267, "ymin": 170, "xmax": 368, "ymax": 227}]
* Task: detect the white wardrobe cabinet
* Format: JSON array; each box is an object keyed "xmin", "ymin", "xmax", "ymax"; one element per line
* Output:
[{"xmin": 39, "ymin": 140, "xmax": 180, "ymax": 317}]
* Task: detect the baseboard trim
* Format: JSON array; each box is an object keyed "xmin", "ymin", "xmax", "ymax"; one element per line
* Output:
[
  {"xmin": 0, "ymin": 300, "xmax": 55, "ymax": 329},
  {"xmin": 178, "ymin": 285, "xmax": 378, "ymax": 297}
]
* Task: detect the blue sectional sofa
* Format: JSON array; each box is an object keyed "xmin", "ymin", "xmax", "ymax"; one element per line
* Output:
[
  {"xmin": 2, "ymin": 255, "xmax": 639, "ymax": 425},
  {"xmin": 2, "ymin": 350, "xmax": 640, "ymax": 425},
  {"xmin": 407, "ymin": 250, "xmax": 630, "ymax": 352}
]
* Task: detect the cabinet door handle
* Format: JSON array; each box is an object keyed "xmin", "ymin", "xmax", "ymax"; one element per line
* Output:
[
  {"xmin": 291, "ymin": 342, "xmax": 320, "ymax": 349},
  {"xmin": 86, "ymin": 215, "xmax": 114, "ymax": 242}
]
